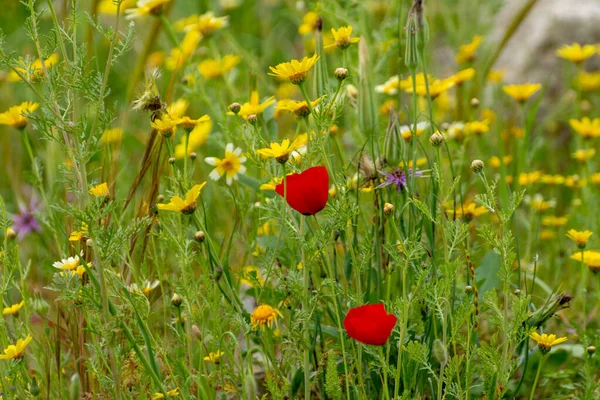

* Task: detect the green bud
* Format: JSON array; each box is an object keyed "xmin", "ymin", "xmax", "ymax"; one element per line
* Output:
[
  {"xmin": 404, "ymin": 13, "xmax": 419, "ymax": 72},
  {"xmin": 69, "ymin": 374, "xmax": 81, "ymax": 400},
  {"xmin": 30, "ymin": 377, "xmax": 41, "ymax": 397},
  {"xmin": 432, "ymin": 338, "xmax": 448, "ymax": 365}
]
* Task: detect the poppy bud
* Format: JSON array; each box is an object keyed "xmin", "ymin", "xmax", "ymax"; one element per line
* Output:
[
  {"xmin": 191, "ymin": 324, "xmax": 202, "ymax": 339},
  {"xmin": 432, "ymin": 338, "xmax": 448, "ymax": 364},
  {"xmin": 229, "ymin": 102, "xmax": 241, "ymax": 114},
  {"xmin": 30, "ymin": 377, "xmax": 40, "ymax": 397},
  {"xmin": 247, "ymin": 114, "xmax": 258, "ymax": 124},
  {"xmin": 384, "ymin": 203, "xmax": 394, "ymax": 215},
  {"xmin": 69, "ymin": 374, "xmax": 81, "ymax": 400},
  {"xmin": 343, "ymin": 303, "xmax": 396, "ymax": 346},
  {"xmin": 6, "ymin": 227, "xmax": 16, "ymax": 240},
  {"xmin": 194, "ymin": 231, "xmax": 205, "ymax": 242},
  {"xmin": 171, "ymin": 293, "xmax": 183, "ymax": 307},
  {"xmin": 429, "ymin": 131, "xmax": 444, "ymax": 147},
  {"xmin": 275, "ymin": 166, "xmax": 329, "ymax": 216},
  {"xmin": 334, "ymin": 67, "xmax": 348, "ymax": 81},
  {"xmin": 470, "ymin": 159, "xmax": 484, "ymax": 173}
]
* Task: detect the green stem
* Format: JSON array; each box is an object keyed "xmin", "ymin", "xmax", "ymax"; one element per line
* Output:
[{"xmin": 529, "ymin": 354, "xmax": 546, "ymax": 400}]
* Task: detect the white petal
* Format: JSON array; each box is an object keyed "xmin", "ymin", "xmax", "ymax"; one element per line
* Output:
[
  {"xmin": 238, "ymin": 165, "xmax": 247, "ymax": 174},
  {"xmin": 209, "ymin": 169, "xmax": 221, "ymax": 181},
  {"xmin": 226, "ymin": 176, "xmax": 233, "ymax": 185},
  {"xmin": 204, "ymin": 157, "xmax": 217, "ymax": 166},
  {"xmin": 238, "ymin": 156, "xmax": 247, "ymax": 163},
  {"xmin": 225, "ymin": 143, "xmax": 234, "ymax": 153},
  {"xmin": 233, "ymin": 147, "xmax": 242, "ymax": 156}
]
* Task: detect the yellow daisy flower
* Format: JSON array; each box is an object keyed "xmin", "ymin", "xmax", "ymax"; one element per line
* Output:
[
  {"xmin": 165, "ymin": 31, "xmax": 202, "ymax": 70},
  {"xmin": 53, "ymin": 253, "xmax": 82, "ymax": 271},
  {"xmin": 152, "ymin": 388, "xmax": 180, "ymax": 399},
  {"xmin": 569, "ymin": 117, "xmax": 600, "ymax": 139},
  {"xmin": 487, "ymin": 69, "xmax": 504, "ymax": 83},
  {"xmin": 251, "ymin": 304, "xmax": 283, "ymax": 330},
  {"xmin": 203, "ymin": 350, "xmax": 224, "ymax": 364},
  {"xmin": 566, "ymin": 229, "xmax": 593, "ymax": 249},
  {"xmin": 577, "ymin": 71, "xmax": 600, "ymax": 92},
  {"xmin": 0, "ymin": 335, "xmax": 32, "ymax": 360},
  {"xmin": 125, "ymin": 0, "xmax": 170, "ymax": 18},
  {"xmin": 198, "ymin": 55, "xmax": 240, "ymax": 79},
  {"xmin": 375, "ymin": 75, "xmax": 400, "ymax": 95},
  {"xmin": 8, "ymin": 54, "xmax": 59, "ymax": 82},
  {"xmin": 235, "ymin": 91, "xmax": 275, "ymax": 120},
  {"xmin": 157, "ymin": 183, "xmax": 207, "ymax": 214},
  {"xmin": 269, "ymin": 54, "xmax": 319, "ymax": 85},
  {"xmin": 541, "ymin": 216, "xmax": 568, "ymax": 227},
  {"xmin": 298, "ymin": 11, "xmax": 319, "ymax": 35},
  {"xmin": 0, "ymin": 102, "xmax": 39, "ymax": 129},
  {"xmin": 326, "ymin": 26, "xmax": 360, "ymax": 50},
  {"xmin": 174, "ymin": 118, "xmax": 212, "ymax": 159},
  {"xmin": 456, "ymin": 35, "xmax": 483, "ymax": 63},
  {"xmin": 571, "ymin": 250, "xmax": 600, "ymax": 272},
  {"xmin": 529, "ymin": 331, "xmax": 567, "ymax": 354},
  {"xmin": 449, "ymin": 202, "xmax": 489, "ymax": 220},
  {"xmin": 449, "ymin": 68, "xmax": 476, "ymax": 85},
  {"xmin": 100, "ymin": 128, "xmax": 123, "ymax": 144},
  {"xmin": 3, "ymin": 301, "xmax": 25, "ymax": 317},
  {"xmin": 465, "ymin": 119, "xmax": 490, "ymax": 136},
  {"xmin": 151, "ymin": 115, "xmax": 181, "ymax": 137},
  {"xmin": 89, "ymin": 182, "xmax": 109, "ymax": 197},
  {"xmin": 166, "ymin": 99, "xmax": 189, "ymax": 119},
  {"xmin": 260, "ymin": 176, "xmax": 283, "ymax": 191},
  {"xmin": 502, "ymin": 83, "xmax": 542, "ymax": 103},
  {"xmin": 556, "ymin": 43, "xmax": 596, "ymax": 64},
  {"xmin": 180, "ymin": 12, "xmax": 228, "ymax": 36},
  {"xmin": 256, "ymin": 134, "xmax": 308, "ymax": 163},
  {"xmin": 572, "ymin": 148, "xmax": 595, "ymax": 162},
  {"xmin": 204, "ymin": 143, "xmax": 246, "ymax": 185},
  {"xmin": 98, "ymin": 0, "xmax": 136, "ymax": 14},
  {"xmin": 275, "ymin": 96, "xmax": 324, "ymax": 117}
]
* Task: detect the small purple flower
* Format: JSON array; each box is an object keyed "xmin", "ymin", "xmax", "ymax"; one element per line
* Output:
[
  {"xmin": 376, "ymin": 168, "xmax": 422, "ymax": 192},
  {"xmin": 11, "ymin": 192, "xmax": 42, "ymax": 240}
]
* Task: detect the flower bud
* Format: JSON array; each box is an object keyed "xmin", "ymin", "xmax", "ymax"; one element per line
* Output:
[
  {"xmin": 191, "ymin": 324, "xmax": 202, "ymax": 339},
  {"xmin": 514, "ymin": 289, "xmax": 521, "ymax": 296},
  {"xmin": 470, "ymin": 98, "xmax": 480, "ymax": 108},
  {"xmin": 157, "ymin": 194, "xmax": 165, "ymax": 202},
  {"xmin": 171, "ymin": 293, "xmax": 183, "ymax": 307},
  {"xmin": 86, "ymin": 239, "xmax": 93, "ymax": 248},
  {"xmin": 194, "ymin": 231, "xmax": 205, "ymax": 242},
  {"xmin": 168, "ymin": 157, "xmax": 175, "ymax": 165},
  {"xmin": 470, "ymin": 159, "xmax": 484, "ymax": 173},
  {"xmin": 229, "ymin": 102, "xmax": 241, "ymax": 114},
  {"xmin": 6, "ymin": 227, "xmax": 16, "ymax": 240},
  {"xmin": 464, "ymin": 285, "xmax": 473, "ymax": 294},
  {"xmin": 384, "ymin": 203, "xmax": 395, "ymax": 215},
  {"xmin": 247, "ymin": 114, "xmax": 258, "ymax": 124},
  {"xmin": 69, "ymin": 374, "xmax": 81, "ymax": 400},
  {"xmin": 587, "ymin": 345, "xmax": 596, "ymax": 356},
  {"xmin": 190, "ymin": 152, "xmax": 197, "ymax": 161},
  {"xmin": 429, "ymin": 131, "xmax": 444, "ymax": 147},
  {"xmin": 30, "ymin": 377, "xmax": 41, "ymax": 397},
  {"xmin": 334, "ymin": 67, "xmax": 348, "ymax": 81}
]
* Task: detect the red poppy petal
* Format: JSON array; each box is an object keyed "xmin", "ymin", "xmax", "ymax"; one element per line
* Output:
[
  {"xmin": 275, "ymin": 166, "xmax": 329, "ymax": 215},
  {"xmin": 343, "ymin": 303, "xmax": 396, "ymax": 346}
]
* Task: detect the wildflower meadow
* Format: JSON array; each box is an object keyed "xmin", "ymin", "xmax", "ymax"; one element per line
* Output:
[{"xmin": 1, "ymin": 0, "xmax": 600, "ymax": 398}]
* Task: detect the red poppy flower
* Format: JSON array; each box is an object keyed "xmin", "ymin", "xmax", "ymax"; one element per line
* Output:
[
  {"xmin": 343, "ymin": 303, "xmax": 397, "ymax": 346},
  {"xmin": 275, "ymin": 166, "xmax": 329, "ymax": 216}
]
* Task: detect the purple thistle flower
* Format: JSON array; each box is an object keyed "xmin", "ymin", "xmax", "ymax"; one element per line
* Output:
[
  {"xmin": 11, "ymin": 192, "xmax": 42, "ymax": 240},
  {"xmin": 376, "ymin": 168, "xmax": 422, "ymax": 192}
]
